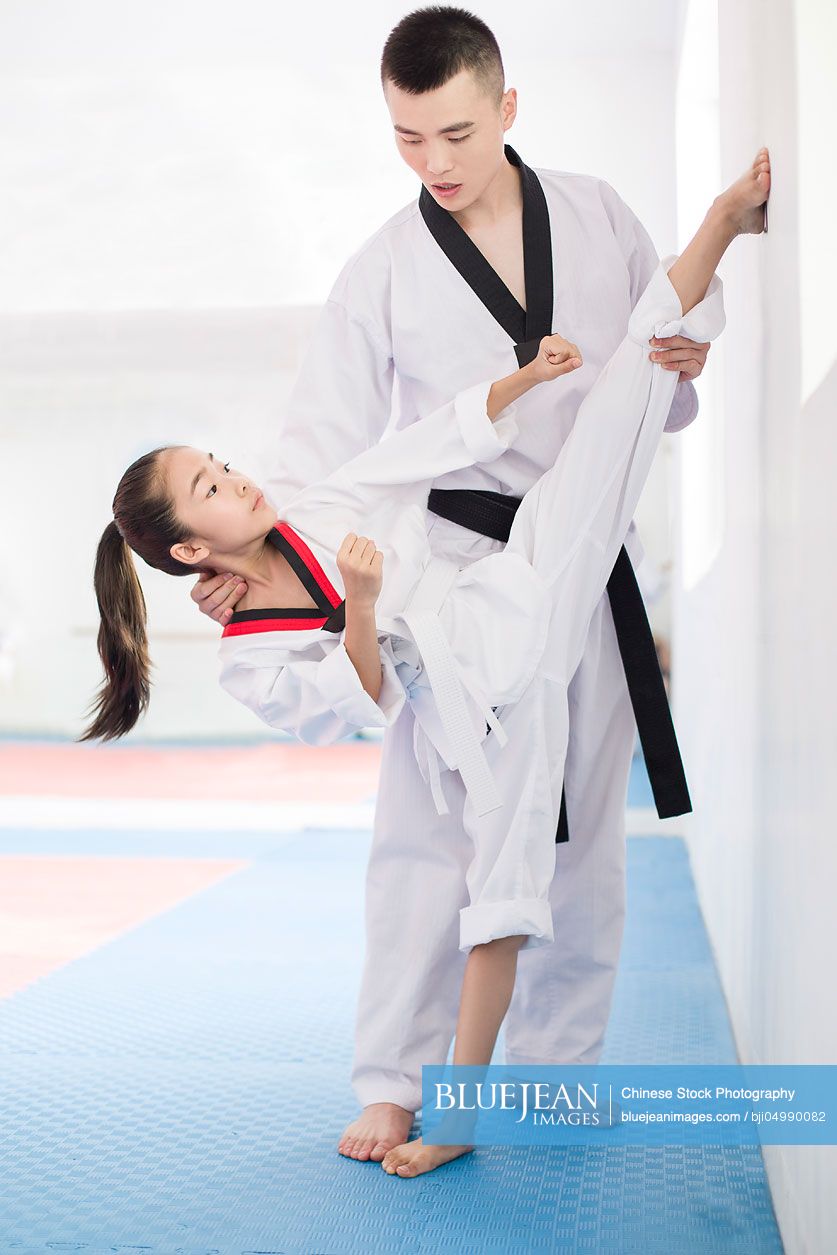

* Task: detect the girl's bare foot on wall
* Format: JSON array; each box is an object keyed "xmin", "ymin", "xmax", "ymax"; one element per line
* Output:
[{"xmin": 714, "ymin": 146, "xmax": 771, "ymax": 235}]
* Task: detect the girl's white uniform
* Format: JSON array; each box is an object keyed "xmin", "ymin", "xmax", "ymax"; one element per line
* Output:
[{"xmin": 219, "ymin": 257, "xmax": 725, "ymax": 954}]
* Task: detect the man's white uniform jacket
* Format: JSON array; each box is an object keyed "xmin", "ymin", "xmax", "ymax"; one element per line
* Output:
[{"xmin": 262, "ymin": 144, "xmax": 698, "ymax": 529}]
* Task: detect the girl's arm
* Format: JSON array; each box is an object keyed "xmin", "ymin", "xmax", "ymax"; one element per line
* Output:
[
  {"xmin": 338, "ymin": 531, "xmax": 388, "ymax": 705},
  {"xmin": 282, "ymin": 359, "xmax": 571, "ymax": 520},
  {"xmin": 344, "ymin": 599, "xmax": 383, "ymax": 703},
  {"xmin": 485, "ymin": 365, "xmax": 545, "ymax": 420}
]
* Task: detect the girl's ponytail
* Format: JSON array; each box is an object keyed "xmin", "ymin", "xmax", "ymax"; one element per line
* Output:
[
  {"xmin": 81, "ymin": 445, "xmax": 203, "ymax": 742},
  {"xmin": 81, "ymin": 520, "xmax": 151, "ymax": 741}
]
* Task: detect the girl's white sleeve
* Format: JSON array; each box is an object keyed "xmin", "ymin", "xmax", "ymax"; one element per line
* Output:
[
  {"xmin": 292, "ymin": 377, "xmax": 521, "ymax": 517},
  {"xmin": 217, "ymin": 636, "xmax": 408, "ymax": 745}
]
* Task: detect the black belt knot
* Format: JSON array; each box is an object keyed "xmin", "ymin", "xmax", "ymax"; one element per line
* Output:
[{"xmin": 426, "ymin": 487, "xmax": 692, "ymax": 843}]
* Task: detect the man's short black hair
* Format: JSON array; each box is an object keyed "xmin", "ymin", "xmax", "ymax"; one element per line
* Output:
[{"xmin": 381, "ymin": 6, "xmax": 505, "ymax": 103}]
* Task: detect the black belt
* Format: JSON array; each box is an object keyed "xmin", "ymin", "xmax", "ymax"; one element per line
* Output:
[{"xmin": 426, "ymin": 488, "xmax": 692, "ymax": 843}]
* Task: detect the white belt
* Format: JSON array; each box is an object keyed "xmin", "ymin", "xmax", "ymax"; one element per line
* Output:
[{"xmin": 399, "ymin": 556, "xmax": 508, "ymax": 818}]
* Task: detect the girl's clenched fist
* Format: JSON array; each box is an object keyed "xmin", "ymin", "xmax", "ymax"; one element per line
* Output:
[
  {"xmin": 528, "ymin": 333, "xmax": 583, "ymax": 384},
  {"xmin": 336, "ymin": 533, "xmax": 383, "ymax": 607}
]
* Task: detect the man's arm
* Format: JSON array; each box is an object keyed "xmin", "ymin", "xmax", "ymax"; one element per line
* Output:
[
  {"xmin": 264, "ymin": 297, "xmax": 396, "ymax": 505},
  {"xmin": 598, "ymin": 179, "xmax": 709, "ymax": 433}
]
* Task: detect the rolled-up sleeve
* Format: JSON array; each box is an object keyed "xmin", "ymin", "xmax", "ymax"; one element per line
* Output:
[
  {"xmin": 626, "ymin": 255, "xmax": 726, "ymax": 350},
  {"xmin": 218, "ymin": 638, "xmax": 408, "ymax": 745},
  {"xmin": 453, "ymin": 378, "xmax": 520, "ymax": 463},
  {"xmin": 313, "ymin": 639, "xmax": 407, "ymax": 732}
]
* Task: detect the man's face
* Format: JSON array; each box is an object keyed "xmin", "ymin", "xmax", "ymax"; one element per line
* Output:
[{"xmin": 384, "ymin": 67, "xmax": 516, "ymax": 212}]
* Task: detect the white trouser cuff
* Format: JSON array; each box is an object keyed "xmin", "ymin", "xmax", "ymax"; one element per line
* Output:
[
  {"xmin": 351, "ymin": 1077, "xmax": 423, "ymax": 1115},
  {"xmin": 459, "ymin": 898, "xmax": 554, "ymax": 953}
]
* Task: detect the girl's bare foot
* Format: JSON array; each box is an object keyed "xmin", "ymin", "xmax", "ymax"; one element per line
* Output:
[
  {"xmin": 381, "ymin": 1134, "xmax": 475, "ymax": 1177},
  {"xmin": 337, "ymin": 1102, "xmax": 414, "ymax": 1161},
  {"xmin": 714, "ymin": 146, "xmax": 771, "ymax": 235}
]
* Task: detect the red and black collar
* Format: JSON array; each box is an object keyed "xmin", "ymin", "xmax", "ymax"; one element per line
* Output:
[{"xmin": 221, "ymin": 521, "xmax": 345, "ymax": 637}]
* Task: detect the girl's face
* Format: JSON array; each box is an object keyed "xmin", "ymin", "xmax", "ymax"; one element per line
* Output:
[{"xmin": 163, "ymin": 446, "xmax": 274, "ymax": 567}]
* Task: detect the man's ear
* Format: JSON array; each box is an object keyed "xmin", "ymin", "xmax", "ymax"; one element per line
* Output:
[
  {"xmin": 170, "ymin": 540, "xmax": 210, "ymax": 567},
  {"xmin": 501, "ymin": 87, "xmax": 517, "ymax": 132}
]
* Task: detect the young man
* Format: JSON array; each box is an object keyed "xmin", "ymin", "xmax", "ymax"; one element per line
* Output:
[{"xmin": 192, "ymin": 6, "xmax": 712, "ymax": 1162}]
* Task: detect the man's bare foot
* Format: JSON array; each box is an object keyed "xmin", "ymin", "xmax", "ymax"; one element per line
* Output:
[
  {"xmin": 714, "ymin": 146, "xmax": 771, "ymax": 235},
  {"xmin": 337, "ymin": 1102, "xmax": 415, "ymax": 1162},
  {"xmin": 381, "ymin": 1135, "xmax": 475, "ymax": 1177}
]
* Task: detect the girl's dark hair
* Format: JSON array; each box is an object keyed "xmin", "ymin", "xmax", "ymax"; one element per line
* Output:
[
  {"xmin": 380, "ymin": 6, "xmax": 504, "ymax": 102},
  {"xmin": 81, "ymin": 445, "xmax": 196, "ymax": 743}
]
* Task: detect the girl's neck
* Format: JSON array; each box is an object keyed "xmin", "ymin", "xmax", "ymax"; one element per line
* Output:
[
  {"xmin": 209, "ymin": 523, "xmax": 320, "ymax": 612},
  {"xmin": 212, "ymin": 533, "xmax": 279, "ymax": 594}
]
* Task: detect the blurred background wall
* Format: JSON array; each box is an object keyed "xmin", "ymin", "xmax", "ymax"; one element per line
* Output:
[
  {"xmin": 671, "ymin": 1, "xmax": 837, "ymax": 1249},
  {"xmin": 0, "ymin": 0, "xmax": 684, "ymax": 737}
]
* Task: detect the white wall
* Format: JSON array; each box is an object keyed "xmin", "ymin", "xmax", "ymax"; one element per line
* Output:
[
  {"xmin": 672, "ymin": 1, "xmax": 837, "ymax": 1250},
  {"xmin": 0, "ymin": 1, "xmax": 686, "ymax": 738},
  {"xmin": 0, "ymin": 0, "xmax": 683, "ymax": 311}
]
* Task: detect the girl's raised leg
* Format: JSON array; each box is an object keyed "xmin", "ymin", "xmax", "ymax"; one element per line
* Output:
[
  {"xmin": 504, "ymin": 148, "xmax": 770, "ymax": 688},
  {"xmin": 667, "ymin": 146, "xmax": 770, "ymax": 314}
]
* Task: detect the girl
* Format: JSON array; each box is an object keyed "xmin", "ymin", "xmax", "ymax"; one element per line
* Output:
[{"xmin": 84, "ymin": 151, "xmax": 769, "ymax": 1177}]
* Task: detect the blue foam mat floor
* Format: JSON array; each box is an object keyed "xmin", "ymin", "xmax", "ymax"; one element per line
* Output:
[{"xmin": 0, "ymin": 804, "xmax": 783, "ymax": 1251}]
